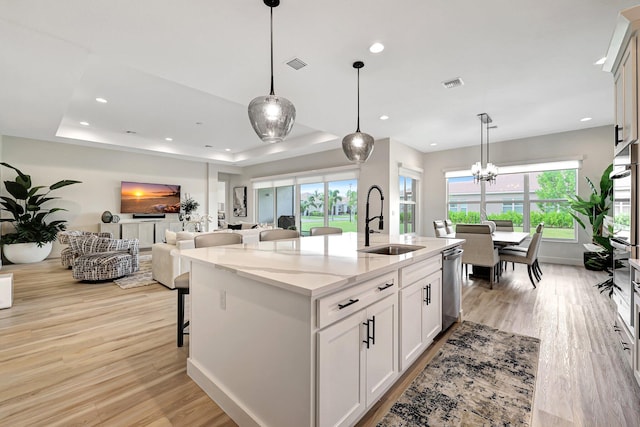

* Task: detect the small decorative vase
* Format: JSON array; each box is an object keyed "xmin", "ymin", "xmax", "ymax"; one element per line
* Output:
[
  {"xmin": 101, "ymin": 211, "xmax": 113, "ymax": 223},
  {"xmin": 3, "ymin": 242, "xmax": 53, "ymax": 264}
]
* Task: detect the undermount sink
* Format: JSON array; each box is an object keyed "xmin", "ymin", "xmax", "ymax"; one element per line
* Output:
[{"xmin": 358, "ymin": 244, "xmax": 425, "ymax": 255}]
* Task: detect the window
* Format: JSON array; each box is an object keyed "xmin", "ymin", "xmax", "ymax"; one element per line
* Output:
[
  {"xmin": 399, "ymin": 175, "xmax": 417, "ymax": 234},
  {"xmin": 300, "ymin": 179, "xmax": 358, "ymax": 235},
  {"xmin": 257, "ymin": 185, "xmax": 294, "ymax": 227},
  {"xmin": 446, "ymin": 161, "xmax": 578, "ymax": 240},
  {"xmin": 300, "ymin": 182, "xmax": 325, "ymax": 234},
  {"xmin": 252, "ymin": 166, "xmax": 358, "ymax": 234}
]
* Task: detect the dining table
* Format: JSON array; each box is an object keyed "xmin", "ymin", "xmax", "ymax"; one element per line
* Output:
[
  {"xmin": 491, "ymin": 231, "xmax": 530, "ymax": 247},
  {"xmin": 437, "ymin": 230, "xmax": 530, "ymax": 247},
  {"xmin": 438, "ymin": 230, "xmax": 531, "ymax": 281}
]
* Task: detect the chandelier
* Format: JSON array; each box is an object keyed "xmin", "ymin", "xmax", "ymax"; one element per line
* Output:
[
  {"xmin": 471, "ymin": 112, "xmax": 498, "ymax": 184},
  {"xmin": 248, "ymin": 0, "xmax": 296, "ymax": 143}
]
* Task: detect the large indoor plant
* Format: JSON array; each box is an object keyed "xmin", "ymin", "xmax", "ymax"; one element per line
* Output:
[
  {"xmin": 0, "ymin": 162, "xmax": 81, "ymax": 263},
  {"xmin": 568, "ymin": 163, "xmax": 616, "ymax": 295}
]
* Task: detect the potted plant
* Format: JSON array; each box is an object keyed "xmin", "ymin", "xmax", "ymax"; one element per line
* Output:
[
  {"xmin": 180, "ymin": 194, "xmax": 199, "ymax": 220},
  {"xmin": 568, "ymin": 163, "xmax": 618, "ymax": 295},
  {"xmin": 0, "ymin": 163, "xmax": 81, "ymax": 263}
]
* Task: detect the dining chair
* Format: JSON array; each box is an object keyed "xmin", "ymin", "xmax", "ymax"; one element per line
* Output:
[
  {"xmin": 444, "ymin": 219, "xmax": 454, "ymax": 234},
  {"xmin": 499, "ymin": 224, "xmax": 543, "ymax": 288},
  {"xmin": 481, "ymin": 220, "xmax": 497, "ymax": 234},
  {"xmin": 174, "ymin": 232, "xmax": 243, "ymax": 347},
  {"xmin": 500, "ymin": 223, "xmax": 544, "ymax": 278},
  {"xmin": 309, "ymin": 226, "xmax": 342, "ymax": 236},
  {"xmin": 259, "ymin": 229, "xmax": 300, "ymax": 241},
  {"xmin": 433, "ymin": 220, "xmax": 448, "ymax": 237},
  {"xmin": 455, "ymin": 223, "xmax": 500, "ymax": 288},
  {"xmin": 493, "ymin": 219, "xmax": 514, "ymax": 231}
]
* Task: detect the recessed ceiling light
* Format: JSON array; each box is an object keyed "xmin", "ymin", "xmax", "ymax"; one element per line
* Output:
[
  {"xmin": 165, "ymin": 137, "xmax": 173, "ymax": 141},
  {"xmin": 80, "ymin": 121, "xmax": 89, "ymax": 126},
  {"xmin": 95, "ymin": 97, "xmax": 108, "ymax": 103},
  {"xmin": 379, "ymin": 115, "xmax": 389, "ymax": 120},
  {"xmin": 580, "ymin": 117, "xmax": 592, "ymax": 122},
  {"xmin": 225, "ymin": 148, "xmax": 231, "ymax": 152},
  {"xmin": 430, "ymin": 142, "xmax": 437, "ymax": 146},
  {"xmin": 594, "ymin": 57, "xmax": 606, "ymax": 65},
  {"xmin": 369, "ymin": 42, "xmax": 384, "ymax": 53}
]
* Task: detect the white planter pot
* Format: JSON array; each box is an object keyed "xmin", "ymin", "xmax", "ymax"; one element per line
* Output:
[{"xmin": 3, "ymin": 242, "xmax": 53, "ymax": 264}]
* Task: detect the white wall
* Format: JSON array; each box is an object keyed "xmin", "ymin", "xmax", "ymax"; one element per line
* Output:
[
  {"xmin": 422, "ymin": 125, "xmax": 612, "ymax": 265},
  {"xmin": 1, "ymin": 136, "xmax": 212, "ymax": 257},
  {"xmin": 388, "ymin": 139, "xmax": 424, "ymax": 235}
]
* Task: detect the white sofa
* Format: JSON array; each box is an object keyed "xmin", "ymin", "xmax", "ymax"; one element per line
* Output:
[
  {"xmin": 152, "ymin": 231, "xmax": 198, "ymax": 289},
  {"xmin": 151, "ymin": 227, "xmax": 271, "ymax": 289}
]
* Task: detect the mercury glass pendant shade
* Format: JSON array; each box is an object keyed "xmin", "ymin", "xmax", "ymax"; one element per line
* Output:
[
  {"xmin": 342, "ymin": 131, "xmax": 374, "ymax": 163},
  {"xmin": 248, "ymin": 0, "xmax": 296, "ymax": 143},
  {"xmin": 248, "ymin": 94, "xmax": 296, "ymax": 143},
  {"xmin": 342, "ymin": 61, "xmax": 374, "ymax": 163}
]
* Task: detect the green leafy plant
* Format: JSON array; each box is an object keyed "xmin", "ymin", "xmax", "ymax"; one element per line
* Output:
[
  {"xmin": 568, "ymin": 163, "xmax": 614, "ymax": 253},
  {"xmin": 0, "ymin": 163, "xmax": 81, "ymax": 246},
  {"xmin": 568, "ymin": 163, "xmax": 618, "ymax": 295}
]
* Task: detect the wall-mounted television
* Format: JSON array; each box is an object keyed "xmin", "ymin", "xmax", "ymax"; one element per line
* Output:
[{"xmin": 120, "ymin": 181, "xmax": 181, "ymax": 214}]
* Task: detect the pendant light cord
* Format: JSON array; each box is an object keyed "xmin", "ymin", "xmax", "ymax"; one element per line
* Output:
[
  {"xmin": 269, "ymin": 6, "xmax": 275, "ymax": 96},
  {"xmin": 356, "ymin": 67, "xmax": 361, "ymax": 132},
  {"xmin": 479, "ymin": 114, "xmax": 484, "ymax": 167}
]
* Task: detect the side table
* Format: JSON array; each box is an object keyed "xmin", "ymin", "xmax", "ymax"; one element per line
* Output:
[{"xmin": 0, "ymin": 273, "xmax": 13, "ymax": 309}]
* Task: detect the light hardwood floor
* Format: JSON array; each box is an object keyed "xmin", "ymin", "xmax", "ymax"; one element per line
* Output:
[{"xmin": 1, "ymin": 259, "xmax": 639, "ymax": 426}]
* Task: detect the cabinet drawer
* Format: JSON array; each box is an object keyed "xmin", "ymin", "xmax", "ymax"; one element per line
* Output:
[
  {"xmin": 400, "ymin": 255, "xmax": 441, "ymax": 288},
  {"xmin": 317, "ymin": 271, "xmax": 397, "ymax": 329}
]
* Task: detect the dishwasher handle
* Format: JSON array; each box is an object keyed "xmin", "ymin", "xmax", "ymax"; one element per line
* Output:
[{"xmin": 443, "ymin": 247, "xmax": 463, "ymax": 260}]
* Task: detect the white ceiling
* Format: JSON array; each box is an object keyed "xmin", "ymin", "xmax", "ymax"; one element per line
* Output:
[{"xmin": 0, "ymin": 0, "xmax": 637, "ymax": 166}]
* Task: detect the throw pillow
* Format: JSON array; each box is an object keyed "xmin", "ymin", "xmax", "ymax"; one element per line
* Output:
[{"xmin": 165, "ymin": 230, "xmax": 177, "ymax": 245}]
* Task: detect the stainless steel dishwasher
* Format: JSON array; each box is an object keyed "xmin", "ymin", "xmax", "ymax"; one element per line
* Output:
[{"xmin": 442, "ymin": 246, "xmax": 463, "ymax": 331}]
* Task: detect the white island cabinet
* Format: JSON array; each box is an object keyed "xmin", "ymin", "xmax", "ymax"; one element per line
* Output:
[
  {"xmin": 181, "ymin": 232, "xmax": 463, "ymax": 427},
  {"xmin": 399, "ymin": 255, "xmax": 443, "ymax": 371}
]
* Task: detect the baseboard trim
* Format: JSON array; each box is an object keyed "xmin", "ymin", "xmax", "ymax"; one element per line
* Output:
[
  {"xmin": 187, "ymin": 358, "xmax": 263, "ymax": 427},
  {"xmin": 538, "ymin": 256, "xmax": 582, "ymax": 266}
]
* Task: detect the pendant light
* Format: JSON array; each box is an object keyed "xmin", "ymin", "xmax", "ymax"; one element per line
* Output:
[
  {"xmin": 342, "ymin": 61, "xmax": 374, "ymax": 163},
  {"xmin": 248, "ymin": 0, "xmax": 296, "ymax": 143},
  {"xmin": 471, "ymin": 112, "xmax": 498, "ymax": 184}
]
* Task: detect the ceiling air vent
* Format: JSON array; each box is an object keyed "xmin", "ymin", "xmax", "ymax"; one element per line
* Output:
[
  {"xmin": 286, "ymin": 57, "xmax": 307, "ymax": 70},
  {"xmin": 442, "ymin": 77, "xmax": 464, "ymax": 89}
]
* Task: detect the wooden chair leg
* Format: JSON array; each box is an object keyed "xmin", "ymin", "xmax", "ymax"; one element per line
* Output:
[{"xmin": 489, "ymin": 266, "xmax": 494, "ymax": 289}]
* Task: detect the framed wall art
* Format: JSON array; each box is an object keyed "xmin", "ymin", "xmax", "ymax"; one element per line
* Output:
[{"xmin": 233, "ymin": 186, "xmax": 247, "ymax": 217}]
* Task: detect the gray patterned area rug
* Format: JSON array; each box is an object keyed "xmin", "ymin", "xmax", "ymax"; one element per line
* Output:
[
  {"xmin": 113, "ymin": 254, "xmax": 158, "ymax": 289},
  {"xmin": 378, "ymin": 321, "xmax": 540, "ymax": 427}
]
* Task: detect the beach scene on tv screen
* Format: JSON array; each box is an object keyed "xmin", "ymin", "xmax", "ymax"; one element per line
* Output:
[{"xmin": 121, "ymin": 181, "xmax": 181, "ymax": 213}]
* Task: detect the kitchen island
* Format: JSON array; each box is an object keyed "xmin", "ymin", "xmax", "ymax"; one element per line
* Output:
[{"xmin": 181, "ymin": 232, "xmax": 463, "ymax": 427}]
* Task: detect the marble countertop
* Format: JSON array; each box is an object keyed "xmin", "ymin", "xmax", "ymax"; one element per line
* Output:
[{"xmin": 180, "ymin": 232, "xmax": 464, "ymax": 297}]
